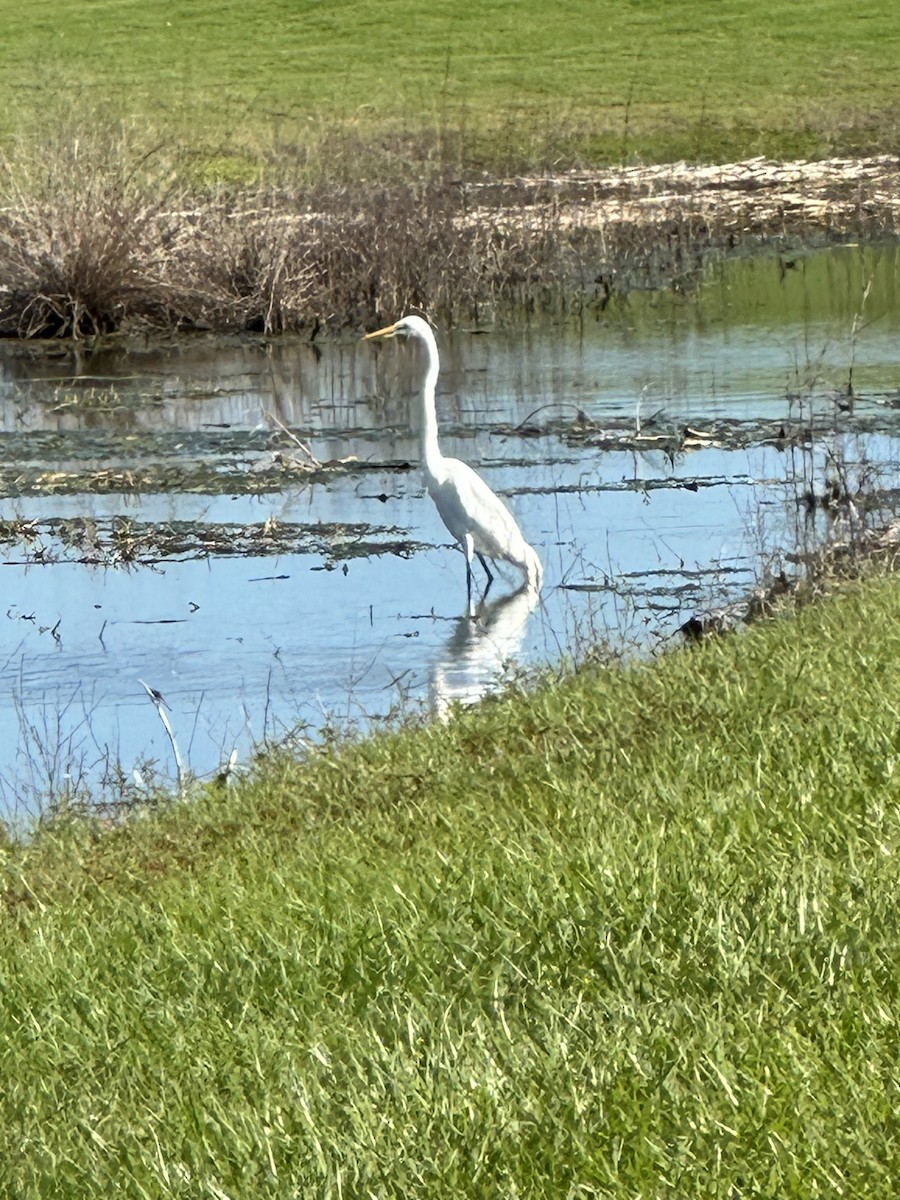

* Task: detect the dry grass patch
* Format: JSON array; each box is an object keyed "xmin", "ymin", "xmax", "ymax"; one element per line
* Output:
[{"xmin": 1, "ymin": 123, "xmax": 899, "ymax": 339}]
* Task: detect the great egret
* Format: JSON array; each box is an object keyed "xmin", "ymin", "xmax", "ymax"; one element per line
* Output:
[{"xmin": 364, "ymin": 315, "xmax": 542, "ymax": 614}]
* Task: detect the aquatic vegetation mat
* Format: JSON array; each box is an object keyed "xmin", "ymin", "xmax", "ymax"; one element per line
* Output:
[{"xmin": 0, "ymin": 516, "xmax": 420, "ymax": 567}]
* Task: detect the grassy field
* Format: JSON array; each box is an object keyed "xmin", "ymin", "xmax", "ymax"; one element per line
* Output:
[
  {"xmin": 3, "ymin": 0, "xmax": 900, "ymax": 169},
  {"xmin": 3, "ymin": 572, "xmax": 900, "ymax": 1197}
]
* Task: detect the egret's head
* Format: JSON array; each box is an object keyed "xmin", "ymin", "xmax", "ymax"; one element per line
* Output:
[{"xmin": 363, "ymin": 314, "xmax": 433, "ymax": 343}]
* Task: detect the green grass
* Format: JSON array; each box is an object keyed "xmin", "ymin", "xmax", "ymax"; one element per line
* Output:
[
  {"xmin": 3, "ymin": 573, "xmax": 900, "ymax": 1196},
  {"xmin": 3, "ymin": 0, "xmax": 900, "ymax": 169}
]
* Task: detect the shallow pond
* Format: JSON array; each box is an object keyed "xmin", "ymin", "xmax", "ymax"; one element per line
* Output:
[{"xmin": 2, "ymin": 243, "xmax": 900, "ymax": 816}]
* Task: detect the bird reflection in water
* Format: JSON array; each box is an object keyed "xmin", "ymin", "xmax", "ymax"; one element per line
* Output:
[{"xmin": 429, "ymin": 581, "xmax": 541, "ymax": 720}]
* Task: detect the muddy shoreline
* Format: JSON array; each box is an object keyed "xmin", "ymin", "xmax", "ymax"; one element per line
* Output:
[{"xmin": 1, "ymin": 154, "xmax": 897, "ymax": 341}]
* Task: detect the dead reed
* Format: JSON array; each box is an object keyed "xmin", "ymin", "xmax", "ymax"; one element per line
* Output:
[{"xmin": 1, "ymin": 125, "xmax": 898, "ymax": 339}]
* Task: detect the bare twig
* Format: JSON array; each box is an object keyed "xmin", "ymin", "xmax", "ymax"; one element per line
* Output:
[{"xmin": 263, "ymin": 410, "xmax": 322, "ymax": 468}]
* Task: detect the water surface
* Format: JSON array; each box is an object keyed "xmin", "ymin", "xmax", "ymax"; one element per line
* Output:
[{"xmin": 2, "ymin": 244, "xmax": 899, "ymax": 815}]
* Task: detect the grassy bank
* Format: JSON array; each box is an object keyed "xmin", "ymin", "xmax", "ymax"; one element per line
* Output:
[
  {"xmin": 5, "ymin": 0, "xmax": 900, "ymax": 169},
  {"xmin": 3, "ymin": 571, "xmax": 900, "ymax": 1196}
]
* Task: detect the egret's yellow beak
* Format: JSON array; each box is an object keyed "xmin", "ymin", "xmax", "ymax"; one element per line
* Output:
[{"xmin": 363, "ymin": 321, "xmax": 400, "ymax": 341}]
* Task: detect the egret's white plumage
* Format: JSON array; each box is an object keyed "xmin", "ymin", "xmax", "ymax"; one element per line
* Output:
[{"xmin": 364, "ymin": 315, "xmax": 542, "ymax": 613}]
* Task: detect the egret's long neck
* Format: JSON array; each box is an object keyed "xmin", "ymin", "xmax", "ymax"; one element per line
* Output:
[{"xmin": 418, "ymin": 332, "xmax": 443, "ymax": 473}]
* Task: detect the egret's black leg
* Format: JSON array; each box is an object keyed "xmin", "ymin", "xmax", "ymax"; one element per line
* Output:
[
  {"xmin": 466, "ymin": 555, "xmax": 474, "ymax": 616},
  {"xmin": 476, "ymin": 552, "xmax": 494, "ymax": 600}
]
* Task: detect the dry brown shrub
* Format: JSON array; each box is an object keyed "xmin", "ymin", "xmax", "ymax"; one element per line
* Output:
[
  {"xmin": 158, "ymin": 197, "xmax": 314, "ymax": 334},
  {"xmin": 0, "ymin": 127, "xmax": 176, "ymax": 337}
]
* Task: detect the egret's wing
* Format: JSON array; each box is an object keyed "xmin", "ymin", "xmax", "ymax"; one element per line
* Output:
[{"xmin": 429, "ymin": 459, "xmax": 526, "ymax": 561}]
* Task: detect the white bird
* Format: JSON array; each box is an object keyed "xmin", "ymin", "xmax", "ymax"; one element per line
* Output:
[{"xmin": 364, "ymin": 315, "xmax": 542, "ymax": 614}]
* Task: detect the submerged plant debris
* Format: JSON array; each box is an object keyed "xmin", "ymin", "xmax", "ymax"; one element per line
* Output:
[
  {"xmin": 0, "ymin": 452, "xmax": 394, "ymax": 499},
  {"xmin": 0, "ymin": 515, "xmax": 422, "ymax": 567}
]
